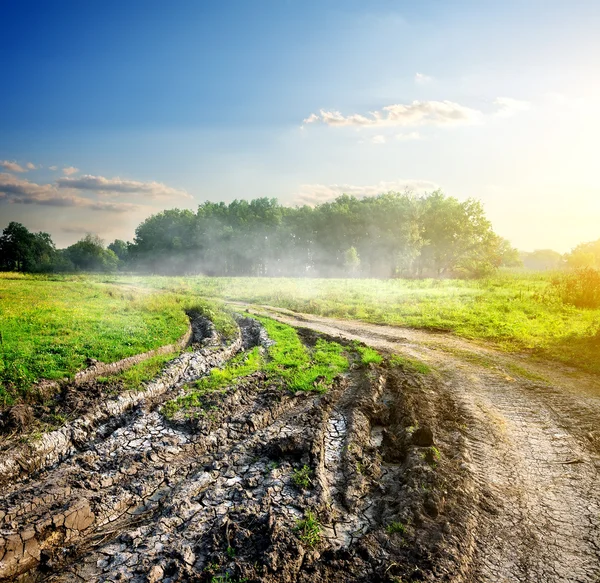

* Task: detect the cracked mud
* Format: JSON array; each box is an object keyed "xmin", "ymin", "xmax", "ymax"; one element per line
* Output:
[{"xmin": 0, "ymin": 308, "xmax": 598, "ymax": 583}]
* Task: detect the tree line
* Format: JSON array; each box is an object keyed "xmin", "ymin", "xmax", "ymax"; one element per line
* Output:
[{"xmin": 1, "ymin": 189, "xmax": 575, "ymax": 279}]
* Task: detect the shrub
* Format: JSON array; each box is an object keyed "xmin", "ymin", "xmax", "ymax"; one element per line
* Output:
[{"xmin": 551, "ymin": 268, "xmax": 600, "ymax": 309}]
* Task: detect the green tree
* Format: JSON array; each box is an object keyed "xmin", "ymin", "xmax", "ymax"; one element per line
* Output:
[
  {"xmin": 108, "ymin": 239, "xmax": 130, "ymax": 262},
  {"xmin": 564, "ymin": 239, "xmax": 600, "ymax": 270},
  {"xmin": 520, "ymin": 249, "xmax": 563, "ymax": 271},
  {"xmin": 0, "ymin": 222, "xmax": 57, "ymax": 272},
  {"xmin": 416, "ymin": 192, "xmax": 512, "ymax": 277},
  {"xmin": 344, "ymin": 246, "xmax": 361, "ymax": 276},
  {"xmin": 65, "ymin": 234, "xmax": 119, "ymax": 272}
]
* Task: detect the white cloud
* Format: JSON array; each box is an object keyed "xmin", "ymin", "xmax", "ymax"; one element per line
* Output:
[
  {"xmin": 494, "ymin": 97, "xmax": 531, "ymax": 118},
  {"xmin": 0, "ymin": 173, "xmax": 139, "ymax": 213},
  {"xmin": 26, "ymin": 162, "xmax": 37, "ymax": 170},
  {"xmin": 303, "ymin": 97, "xmax": 532, "ymax": 129},
  {"xmin": 396, "ymin": 131, "xmax": 421, "ymax": 141},
  {"xmin": 62, "ymin": 166, "xmax": 79, "ymax": 176},
  {"xmin": 56, "ymin": 175, "xmax": 192, "ymax": 200},
  {"xmin": 0, "ymin": 160, "xmax": 26, "ymax": 173},
  {"xmin": 49, "ymin": 165, "xmax": 58, "ymax": 171},
  {"xmin": 371, "ymin": 135, "xmax": 386, "ymax": 144},
  {"xmin": 293, "ymin": 179, "xmax": 439, "ymax": 206},
  {"xmin": 415, "ymin": 72, "xmax": 433, "ymax": 84},
  {"xmin": 303, "ymin": 100, "xmax": 483, "ymax": 128}
]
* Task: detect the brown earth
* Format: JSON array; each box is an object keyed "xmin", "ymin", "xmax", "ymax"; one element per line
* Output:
[{"xmin": 0, "ymin": 307, "xmax": 598, "ymax": 583}]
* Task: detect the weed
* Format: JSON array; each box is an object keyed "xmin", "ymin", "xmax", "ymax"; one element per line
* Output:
[
  {"xmin": 422, "ymin": 446, "xmax": 441, "ymax": 465},
  {"xmin": 226, "ymin": 546, "xmax": 235, "ymax": 558},
  {"xmin": 294, "ymin": 511, "xmax": 321, "ymax": 547},
  {"xmin": 386, "ymin": 521, "xmax": 407, "ymax": 535},
  {"xmin": 211, "ymin": 574, "xmax": 247, "ymax": 583},
  {"xmin": 292, "ymin": 464, "xmax": 313, "ymax": 489},
  {"xmin": 99, "ymin": 350, "xmax": 180, "ymax": 392}
]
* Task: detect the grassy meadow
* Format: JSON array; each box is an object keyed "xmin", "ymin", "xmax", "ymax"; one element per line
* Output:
[{"xmin": 1, "ymin": 271, "xmax": 599, "ymax": 404}]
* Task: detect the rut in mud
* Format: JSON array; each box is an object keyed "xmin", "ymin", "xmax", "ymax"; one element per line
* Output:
[
  {"xmin": 0, "ymin": 306, "xmax": 599, "ymax": 583},
  {"xmin": 238, "ymin": 305, "xmax": 600, "ymax": 583}
]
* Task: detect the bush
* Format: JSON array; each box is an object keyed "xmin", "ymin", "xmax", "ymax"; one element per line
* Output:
[{"xmin": 551, "ymin": 268, "xmax": 600, "ymax": 309}]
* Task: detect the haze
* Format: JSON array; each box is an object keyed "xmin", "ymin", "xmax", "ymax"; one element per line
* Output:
[{"xmin": 1, "ymin": 0, "xmax": 599, "ymax": 252}]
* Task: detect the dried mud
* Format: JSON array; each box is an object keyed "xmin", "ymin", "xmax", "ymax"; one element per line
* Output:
[{"xmin": 0, "ymin": 307, "xmax": 598, "ymax": 583}]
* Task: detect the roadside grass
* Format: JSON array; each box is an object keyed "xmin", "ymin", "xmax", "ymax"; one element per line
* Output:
[
  {"xmin": 164, "ymin": 272, "xmax": 600, "ymax": 374},
  {"xmin": 162, "ymin": 347, "xmax": 264, "ymax": 418},
  {"xmin": 0, "ymin": 273, "xmax": 235, "ymax": 405},
  {"xmin": 162, "ymin": 317, "xmax": 349, "ymax": 418},
  {"xmin": 389, "ymin": 354, "xmax": 432, "ymax": 375},
  {"xmin": 97, "ymin": 350, "xmax": 181, "ymax": 391},
  {"xmin": 352, "ymin": 341, "xmax": 384, "ymax": 365},
  {"xmin": 3, "ymin": 271, "xmax": 600, "ymax": 400}
]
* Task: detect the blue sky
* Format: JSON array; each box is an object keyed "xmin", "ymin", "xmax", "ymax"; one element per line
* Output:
[{"xmin": 1, "ymin": 0, "xmax": 599, "ymax": 250}]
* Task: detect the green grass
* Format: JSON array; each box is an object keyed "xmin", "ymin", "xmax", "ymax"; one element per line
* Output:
[
  {"xmin": 294, "ymin": 511, "xmax": 321, "ymax": 547},
  {"xmin": 257, "ymin": 317, "xmax": 349, "ymax": 392},
  {"xmin": 3, "ymin": 271, "xmax": 600, "ymax": 405},
  {"xmin": 162, "ymin": 347, "xmax": 264, "ymax": 418},
  {"xmin": 352, "ymin": 341, "xmax": 383, "ymax": 365},
  {"xmin": 389, "ymin": 354, "xmax": 432, "ymax": 375},
  {"xmin": 97, "ymin": 350, "xmax": 180, "ymax": 391},
  {"xmin": 292, "ymin": 464, "xmax": 313, "ymax": 489},
  {"xmin": 386, "ymin": 521, "xmax": 407, "ymax": 535},
  {"xmin": 0, "ymin": 273, "xmax": 235, "ymax": 405},
  {"xmin": 84, "ymin": 272, "xmax": 600, "ymax": 373},
  {"xmin": 163, "ymin": 317, "xmax": 349, "ymax": 417}
]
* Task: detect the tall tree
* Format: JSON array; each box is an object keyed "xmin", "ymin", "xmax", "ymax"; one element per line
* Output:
[
  {"xmin": 0, "ymin": 222, "xmax": 57, "ymax": 272},
  {"xmin": 65, "ymin": 234, "xmax": 119, "ymax": 272}
]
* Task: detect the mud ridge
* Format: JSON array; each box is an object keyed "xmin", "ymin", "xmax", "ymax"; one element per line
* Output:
[
  {"xmin": 0, "ymin": 317, "xmax": 239, "ymax": 489},
  {"xmin": 0, "ymin": 318, "xmax": 472, "ymax": 583}
]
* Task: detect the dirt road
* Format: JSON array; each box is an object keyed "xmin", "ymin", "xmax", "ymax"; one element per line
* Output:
[
  {"xmin": 0, "ymin": 307, "xmax": 598, "ymax": 582},
  {"xmin": 240, "ymin": 305, "xmax": 600, "ymax": 583}
]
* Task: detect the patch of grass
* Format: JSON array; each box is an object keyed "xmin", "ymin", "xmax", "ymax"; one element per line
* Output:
[
  {"xmin": 98, "ymin": 350, "xmax": 180, "ymax": 391},
  {"xmin": 294, "ymin": 511, "xmax": 321, "ymax": 547},
  {"xmin": 186, "ymin": 300, "xmax": 237, "ymax": 341},
  {"xmin": 211, "ymin": 575, "xmax": 247, "ymax": 583},
  {"xmin": 503, "ymin": 362, "xmax": 548, "ymax": 382},
  {"xmin": 389, "ymin": 354, "xmax": 432, "ymax": 375},
  {"xmin": 292, "ymin": 464, "xmax": 313, "ymax": 489},
  {"xmin": 162, "ymin": 347, "xmax": 263, "ymax": 418},
  {"xmin": 352, "ymin": 341, "xmax": 383, "ymax": 365},
  {"xmin": 163, "ymin": 318, "xmax": 349, "ymax": 417},
  {"xmin": 386, "ymin": 521, "xmax": 407, "ymax": 535},
  {"xmin": 258, "ymin": 317, "xmax": 348, "ymax": 392},
  {"xmin": 157, "ymin": 272, "xmax": 600, "ymax": 374}
]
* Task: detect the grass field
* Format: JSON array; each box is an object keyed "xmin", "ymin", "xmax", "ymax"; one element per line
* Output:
[
  {"xmin": 1, "ymin": 271, "xmax": 599, "ymax": 405},
  {"xmin": 0, "ymin": 273, "xmax": 230, "ymax": 404}
]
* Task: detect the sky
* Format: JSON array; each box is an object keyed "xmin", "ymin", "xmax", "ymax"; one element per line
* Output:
[{"xmin": 1, "ymin": 0, "xmax": 599, "ymax": 252}]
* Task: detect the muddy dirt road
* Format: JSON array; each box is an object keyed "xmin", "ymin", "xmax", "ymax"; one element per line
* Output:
[
  {"xmin": 0, "ymin": 307, "xmax": 598, "ymax": 583},
  {"xmin": 240, "ymin": 305, "xmax": 600, "ymax": 583}
]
